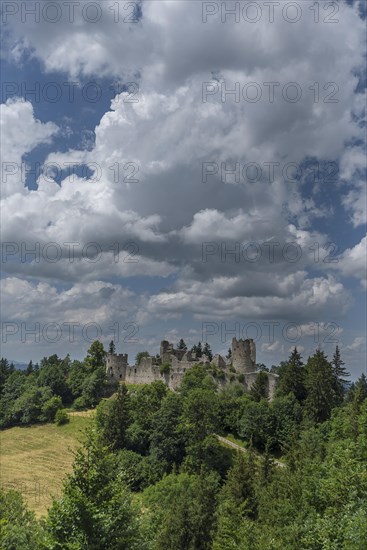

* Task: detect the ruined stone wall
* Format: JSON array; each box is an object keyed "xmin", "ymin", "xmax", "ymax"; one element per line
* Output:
[
  {"xmin": 160, "ymin": 340, "xmax": 172, "ymax": 364},
  {"xmin": 267, "ymin": 373, "xmax": 278, "ymax": 400},
  {"xmin": 160, "ymin": 341, "xmax": 190, "ymax": 363},
  {"xmin": 107, "ymin": 338, "xmax": 277, "ymax": 398},
  {"xmin": 168, "ymin": 371, "xmax": 186, "ymax": 390},
  {"xmin": 170, "ymin": 356, "xmax": 194, "ymax": 371},
  {"xmin": 250, "ymin": 340, "xmax": 256, "ymax": 364},
  {"xmin": 124, "ymin": 363, "xmax": 186, "ymax": 390},
  {"xmin": 125, "ymin": 364, "xmax": 162, "ymax": 385},
  {"xmin": 106, "ymin": 347, "xmax": 191, "ymax": 389},
  {"xmin": 139, "ymin": 356, "xmax": 154, "ymax": 369},
  {"xmin": 213, "ymin": 354, "xmax": 227, "ymax": 368}
]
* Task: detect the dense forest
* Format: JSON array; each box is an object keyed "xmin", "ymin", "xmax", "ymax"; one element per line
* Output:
[
  {"xmin": 1, "ymin": 343, "xmax": 367, "ymax": 549},
  {"xmin": 0, "ymin": 341, "xmax": 107, "ymax": 428}
]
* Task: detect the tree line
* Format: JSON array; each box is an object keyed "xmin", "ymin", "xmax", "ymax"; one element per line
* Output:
[{"xmin": 0, "ymin": 341, "xmax": 107, "ymax": 428}]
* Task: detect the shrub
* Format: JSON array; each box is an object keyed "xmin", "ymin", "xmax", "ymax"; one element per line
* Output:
[
  {"xmin": 73, "ymin": 395, "xmax": 89, "ymax": 410},
  {"xmin": 238, "ymin": 374, "xmax": 245, "ymax": 383},
  {"xmin": 160, "ymin": 363, "xmax": 171, "ymax": 375},
  {"xmin": 41, "ymin": 395, "xmax": 63, "ymax": 422},
  {"xmin": 54, "ymin": 409, "xmax": 69, "ymax": 425},
  {"xmin": 11, "ymin": 386, "xmax": 53, "ymax": 426}
]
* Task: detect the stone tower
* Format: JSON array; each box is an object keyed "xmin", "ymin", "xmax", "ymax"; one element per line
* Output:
[
  {"xmin": 106, "ymin": 353, "xmax": 128, "ymax": 383},
  {"xmin": 160, "ymin": 340, "xmax": 173, "ymax": 364},
  {"xmin": 231, "ymin": 338, "xmax": 256, "ymax": 373}
]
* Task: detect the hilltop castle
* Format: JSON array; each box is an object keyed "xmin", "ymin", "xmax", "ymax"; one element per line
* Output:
[{"xmin": 106, "ymin": 338, "xmax": 278, "ymax": 398}]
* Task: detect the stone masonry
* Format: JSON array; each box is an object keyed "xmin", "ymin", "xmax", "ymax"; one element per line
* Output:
[
  {"xmin": 231, "ymin": 337, "xmax": 256, "ymax": 373},
  {"xmin": 106, "ymin": 338, "xmax": 278, "ymax": 398}
]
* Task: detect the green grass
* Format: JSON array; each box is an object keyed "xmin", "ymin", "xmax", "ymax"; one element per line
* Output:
[{"xmin": 0, "ymin": 412, "xmax": 93, "ymax": 518}]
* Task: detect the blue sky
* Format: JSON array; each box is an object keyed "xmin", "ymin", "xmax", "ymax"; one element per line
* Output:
[{"xmin": 1, "ymin": 0, "xmax": 366, "ymax": 377}]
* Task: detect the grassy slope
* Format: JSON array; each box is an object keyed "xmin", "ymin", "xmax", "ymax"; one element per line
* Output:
[{"xmin": 0, "ymin": 412, "xmax": 93, "ymax": 518}]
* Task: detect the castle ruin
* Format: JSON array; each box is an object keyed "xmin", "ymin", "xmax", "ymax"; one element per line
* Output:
[{"xmin": 106, "ymin": 337, "xmax": 278, "ymax": 398}]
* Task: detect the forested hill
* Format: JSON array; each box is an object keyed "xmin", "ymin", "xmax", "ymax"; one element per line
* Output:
[{"xmin": 1, "ymin": 344, "xmax": 367, "ymax": 548}]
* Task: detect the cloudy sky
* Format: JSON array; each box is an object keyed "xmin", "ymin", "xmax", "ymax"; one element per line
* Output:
[{"xmin": 1, "ymin": 0, "xmax": 366, "ymax": 376}]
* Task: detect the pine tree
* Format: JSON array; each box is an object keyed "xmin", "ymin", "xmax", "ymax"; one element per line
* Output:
[
  {"xmin": 46, "ymin": 432, "xmax": 142, "ymax": 549},
  {"xmin": 250, "ymin": 371, "xmax": 269, "ymax": 402},
  {"xmin": 97, "ymin": 383, "xmax": 131, "ymax": 450},
  {"xmin": 192, "ymin": 468, "xmax": 220, "ymax": 549},
  {"xmin": 203, "ymin": 342, "xmax": 213, "ymax": 361},
  {"xmin": 260, "ymin": 444, "xmax": 274, "ymax": 484},
  {"xmin": 191, "ymin": 342, "xmax": 203, "ymax": 358},
  {"xmin": 331, "ymin": 345, "xmax": 350, "ymax": 404},
  {"xmin": 177, "ymin": 338, "xmax": 187, "ymax": 350},
  {"xmin": 197, "ymin": 342, "xmax": 203, "ymax": 358},
  {"xmin": 108, "ymin": 340, "xmax": 116, "ymax": 354},
  {"xmin": 224, "ymin": 448, "xmax": 257, "ymax": 518},
  {"xmin": 349, "ymin": 373, "xmax": 367, "ymax": 442},
  {"xmin": 0, "ymin": 358, "xmax": 10, "ymax": 393},
  {"xmin": 304, "ymin": 349, "xmax": 336, "ymax": 422},
  {"xmin": 353, "ymin": 373, "xmax": 367, "ymax": 405},
  {"xmin": 26, "ymin": 360, "xmax": 34, "ymax": 375},
  {"xmin": 276, "ymin": 347, "xmax": 306, "ymax": 402}
]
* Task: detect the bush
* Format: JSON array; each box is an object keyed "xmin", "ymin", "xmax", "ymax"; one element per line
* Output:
[
  {"xmin": 210, "ymin": 367, "xmax": 225, "ymax": 380},
  {"xmin": 238, "ymin": 374, "xmax": 245, "ymax": 383},
  {"xmin": 73, "ymin": 395, "xmax": 89, "ymax": 410},
  {"xmin": 54, "ymin": 409, "xmax": 69, "ymax": 425},
  {"xmin": 11, "ymin": 386, "xmax": 53, "ymax": 426},
  {"xmin": 160, "ymin": 363, "xmax": 171, "ymax": 375},
  {"xmin": 41, "ymin": 395, "xmax": 63, "ymax": 422}
]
